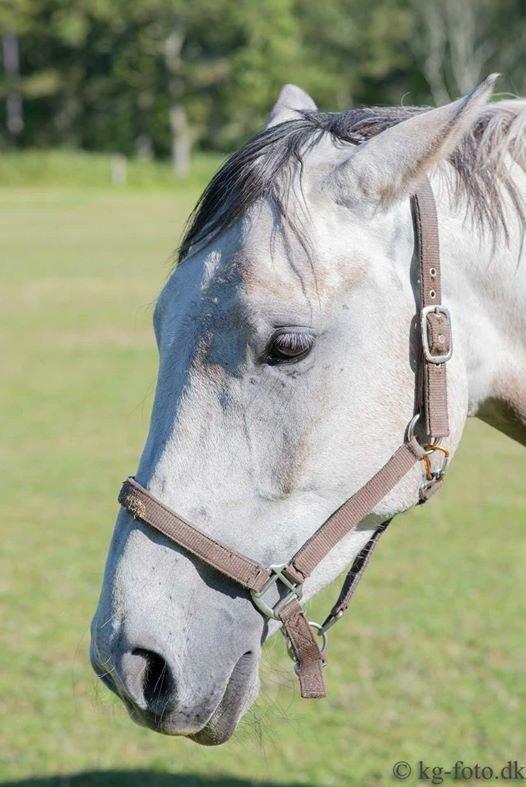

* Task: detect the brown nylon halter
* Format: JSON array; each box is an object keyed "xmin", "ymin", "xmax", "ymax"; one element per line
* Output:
[{"xmin": 118, "ymin": 178, "xmax": 452, "ymax": 699}]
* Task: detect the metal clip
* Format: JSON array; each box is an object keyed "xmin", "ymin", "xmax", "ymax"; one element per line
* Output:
[
  {"xmin": 422, "ymin": 444, "xmax": 449, "ymax": 481},
  {"xmin": 319, "ymin": 610, "xmax": 344, "ymax": 634}
]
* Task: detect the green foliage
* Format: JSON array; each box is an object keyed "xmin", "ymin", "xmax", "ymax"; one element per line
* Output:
[{"xmin": 2, "ymin": 0, "xmax": 525, "ymax": 160}]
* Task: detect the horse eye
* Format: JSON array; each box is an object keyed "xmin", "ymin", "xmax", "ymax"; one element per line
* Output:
[{"xmin": 265, "ymin": 331, "xmax": 314, "ymax": 364}]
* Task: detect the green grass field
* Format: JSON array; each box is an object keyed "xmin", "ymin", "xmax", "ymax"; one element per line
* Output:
[{"xmin": 1, "ymin": 154, "xmax": 525, "ymax": 787}]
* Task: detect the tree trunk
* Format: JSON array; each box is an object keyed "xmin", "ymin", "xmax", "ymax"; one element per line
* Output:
[
  {"xmin": 414, "ymin": 0, "xmax": 451, "ymax": 104},
  {"xmin": 446, "ymin": 0, "xmax": 494, "ymax": 96},
  {"xmin": 169, "ymin": 104, "xmax": 190, "ymax": 176},
  {"xmin": 164, "ymin": 27, "xmax": 191, "ymax": 177},
  {"xmin": 2, "ymin": 32, "xmax": 23, "ymax": 137}
]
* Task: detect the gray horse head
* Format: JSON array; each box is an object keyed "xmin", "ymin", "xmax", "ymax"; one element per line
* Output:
[{"xmin": 92, "ymin": 76, "xmax": 526, "ymax": 744}]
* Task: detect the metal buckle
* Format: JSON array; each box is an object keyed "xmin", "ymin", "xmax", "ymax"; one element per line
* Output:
[
  {"xmin": 250, "ymin": 563, "xmax": 303, "ymax": 620},
  {"xmin": 420, "ymin": 305, "xmax": 453, "ymax": 364}
]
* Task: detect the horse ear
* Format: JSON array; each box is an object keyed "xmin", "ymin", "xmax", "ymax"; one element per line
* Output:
[
  {"xmin": 329, "ymin": 74, "xmax": 499, "ymax": 208},
  {"xmin": 265, "ymin": 84, "xmax": 317, "ymax": 128}
]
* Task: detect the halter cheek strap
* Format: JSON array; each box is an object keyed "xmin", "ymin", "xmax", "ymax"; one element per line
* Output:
[{"xmin": 117, "ymin": 178, "xmax": 452, "ymax": 699}]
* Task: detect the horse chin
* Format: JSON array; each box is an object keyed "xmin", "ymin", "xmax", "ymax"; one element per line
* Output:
[{"xmin": 189, "ymin": 651, "xmax": 260, "ymax": 746}]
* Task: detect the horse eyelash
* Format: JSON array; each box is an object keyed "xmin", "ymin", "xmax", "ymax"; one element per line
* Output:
[
  {"xmin": 265, "ymin": 330, "xmax": 315, "ymax": 363},
  {"xmin": 273, "ymin": 332, "xmax": 312, "ymax": 354}
]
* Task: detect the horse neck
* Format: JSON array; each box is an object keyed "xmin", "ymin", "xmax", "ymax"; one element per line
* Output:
[{"xmin": 436, "ymin": 173, "xmax": 526, "ymax": 445}]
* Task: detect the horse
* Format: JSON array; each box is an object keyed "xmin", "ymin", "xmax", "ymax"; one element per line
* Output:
[{"xmin": 91, "ymin": 76, "xmax": 526, "ymax": 745}]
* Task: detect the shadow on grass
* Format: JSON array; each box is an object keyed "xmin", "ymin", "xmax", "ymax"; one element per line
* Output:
[{"xmin": 1, "ymin": 772, "xmax": 308, "ymax": 787}]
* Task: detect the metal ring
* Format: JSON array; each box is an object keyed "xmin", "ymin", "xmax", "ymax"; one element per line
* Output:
[
  {"xmin": 286, "ymin": 620, "xmax": 328, "ymax": 664},
  {"xmin": 406, "ymin": 413, "xmax": 420, "ymax": 441},
  {"xmin": 406, "ymin": 413, "xmax": 442, "ymax": 453},
  {"xmin": 309, "ymin": 621, "xmax": 328, "ymax": 654}
]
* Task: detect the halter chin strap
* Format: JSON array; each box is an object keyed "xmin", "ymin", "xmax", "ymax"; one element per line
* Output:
[{"xmin": 117, "ymin": 178, "xmax": 452, "ymax": 700}]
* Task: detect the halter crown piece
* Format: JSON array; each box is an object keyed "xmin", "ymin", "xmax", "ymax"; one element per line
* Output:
[{"xmin": 118, "ymin": 178, "xmax": 452, "ymax": 699}]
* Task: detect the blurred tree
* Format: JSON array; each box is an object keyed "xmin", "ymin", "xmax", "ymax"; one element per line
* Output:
[
  {"xmin": 0, "ymin": 0, "xmax": 29, "ymax": 142},
  {"xmin": 2, "ymin": 31, "xmax": 23, "ymax": 136},
  {"xmin": 111, "ymin": 0, "xmax": 238, "ymax": 168},
  {"xmin": 411, "ymin": 0, "xmax": 526, "ymax": 103},
  {"xmin": 1, "ymin": 0, "xmax": 524, "ymax": 163}
]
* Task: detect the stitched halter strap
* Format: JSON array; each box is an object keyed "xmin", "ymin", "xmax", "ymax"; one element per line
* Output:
[{"xmin": 117, "ymin": 178, "xmax": 452, "ymax": 700}]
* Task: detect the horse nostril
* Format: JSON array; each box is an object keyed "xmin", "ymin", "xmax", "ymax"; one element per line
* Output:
[{"xmin": 132, "ymin": 648, "xmax": 175, "ymax": 712}]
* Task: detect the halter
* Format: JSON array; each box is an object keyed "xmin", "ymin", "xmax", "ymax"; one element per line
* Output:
[{"xmin": 117, "ymin": 178, "xmax": 452, "ymax": 699}]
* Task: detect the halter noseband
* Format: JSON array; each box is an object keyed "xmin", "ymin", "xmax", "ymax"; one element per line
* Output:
[{"xmin": 118, "ymin": 178, "xmax": 452, "ymax": 699}]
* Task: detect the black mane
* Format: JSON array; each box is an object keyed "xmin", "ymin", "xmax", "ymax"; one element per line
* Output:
[{"xmin": 179, "ymin": 103, "xmax": 526, "ymax": 261}]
